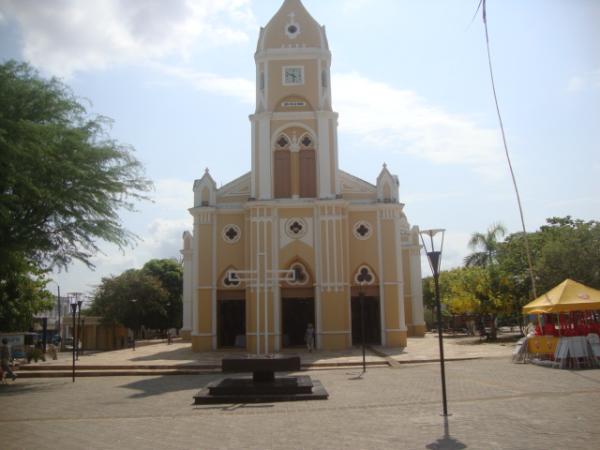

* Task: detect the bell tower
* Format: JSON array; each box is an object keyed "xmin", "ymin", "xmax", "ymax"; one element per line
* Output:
[{"xmin": 250, "ymin": 0, "xmax": 339, "ymax": 201}]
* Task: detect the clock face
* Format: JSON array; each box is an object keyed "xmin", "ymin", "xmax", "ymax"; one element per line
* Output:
[{"xmin": 284, "ymin": 67, "xmax": 303, "ymax": 85}]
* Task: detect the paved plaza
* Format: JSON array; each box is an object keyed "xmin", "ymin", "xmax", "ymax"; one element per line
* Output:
[{"xmin": 2, "ymin": 345, "xmax": 600, "ymax": 449}]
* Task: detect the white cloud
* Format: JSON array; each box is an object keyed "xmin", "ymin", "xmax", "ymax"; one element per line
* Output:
[
  {"xmin": 142, "ymin": 218, "xmax": 191, "ymax": 261},
  {"xmin": 0, "ymin": 0, "xmax": 256, "ymax": 77},
  {"xmin": 153, "ymin": 69, "xmax": 505, "ymax": 175},
  {"xmin": 333, "ymin": 72, "xmax": 503, "ymax": 173},
  {"xmin": 154, "ymin": 178, "xmax": 194, "ymax": 212},
  {"xmin": 155, "ymin": 64, "xmax": 255, "ymax": 103},
  {"xmin": 567, "ymin": 69, "xmax": 600, "ymax": 92}
]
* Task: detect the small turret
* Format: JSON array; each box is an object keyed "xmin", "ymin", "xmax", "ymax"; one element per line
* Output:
[
  {"xmin": 376, "ymin": 163, "xmax": 400, "ymax": 203},
  {"xmin": 193, "ymin": 168, "xmax": 217, "ymax": 207}
]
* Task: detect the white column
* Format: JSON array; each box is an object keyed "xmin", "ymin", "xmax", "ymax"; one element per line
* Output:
[
  {"xmin": 410, "ymin": 232, "xmax": 426, "ymax": 328},
  {"xmin": 181, "ymin": 247, "xmax": 193, "ymax": 333},
  {"xmin": 211, "ymin": 211, "xmax": 217, "ymax": 350},
  {"xmin": 317, "ymin": 113, "xmax": 332, "ymax": 199},
  {"xmin": 376, "ymin": 208, "xmax": 387, "ymax": 346},
  {"xmin": 250, "ymin": 119, "xmax": 257, "ymax": 198},
  {"xmin": 258, "ymin": 115, "xmax": 271, "ymax": 200},
  {"xmin": 314, "ymin": 204, "xmax": 322, "ymax": 349},
  {"xmin": 394, "ymin": 213, "xmax": 407, "ymax": 332},
  {"xmin": 191, "ymin": 216, "xmax": 200, "ymax": 335},
  {"xmin": 272, "ymin": 208, "xmax": 281, "ymax": 352}
]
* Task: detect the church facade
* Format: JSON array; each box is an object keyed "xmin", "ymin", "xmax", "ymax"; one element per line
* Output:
[{"xmin": 181, "ymin": 0, "xmax": 426, "ymax": 353}]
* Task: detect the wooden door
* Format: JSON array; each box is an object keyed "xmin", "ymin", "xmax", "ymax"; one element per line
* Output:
[
  {"xmin": 274, "ymin": 150, "xmax": 291, "ymax": 198},
  {"xmin": 299, "ymin": 149, "xmax": 316, "ymax": 198}
]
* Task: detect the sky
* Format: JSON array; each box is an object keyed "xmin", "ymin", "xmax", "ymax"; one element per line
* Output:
[{"xmin": 1, "ymin": 0, "xmax": 599, "ymax": 300}]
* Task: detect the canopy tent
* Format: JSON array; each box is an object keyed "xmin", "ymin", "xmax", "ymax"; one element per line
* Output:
[{"xmin": 522, "ymin": 279, "xmax": 600, "ymax": 314}]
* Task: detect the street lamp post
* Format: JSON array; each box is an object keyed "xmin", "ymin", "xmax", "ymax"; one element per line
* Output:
[
  {"xmin": 81, "ymin": 318, "xmax": 85, "ymax": 356},
  {"xmin": 57, "ymin": 285, "xmax": 62, "ymax": 349},
  {"xmin": 69, "ymin": 298, "xmax": 78, "ymax": 383},
  {"xmin": 356, "ymin": 268, "xmax": 374, "ymax": 374},
  {"xmin": 76, "ymin": 299, "xmax": 83, "ymax": 360},
  {"xmin": 130, "ymin": 299, "xmax": 138, "ymax": 351},
  {"xmin": 419, "ymin": 228, "xmax": 449, "ymax": 417}
]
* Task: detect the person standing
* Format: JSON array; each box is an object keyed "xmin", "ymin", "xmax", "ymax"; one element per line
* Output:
[
  {"xmin": 1, "ymin": 338, "xmax": 17, "ymax": 382},
  {"xmin": 304, "ymin": 323, "xmax": 315, "ymax": 353}
]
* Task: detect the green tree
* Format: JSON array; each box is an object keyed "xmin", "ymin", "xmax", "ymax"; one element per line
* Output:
[
  {"xmin": 0, "ymin": 257, "xmax": 54, "ymax": 331},
  {"xmin": 464, "ymin": 222, "xmax": 507, "ymax": 268},
  {"xmin": 440, "ymin": 266, "xmax": 515, "ymax": 340},
  {"xmin": 88, "ymin": 269, "xmax": 170, "ymax": 335},
  {"xmin": 498, "ymin": 216, "xmax": 600, "ymax": 294},
  {"xmin": 141, "ymin": 259, "xmax": 183, "ymax": 329},
  {"xmin": 0, "ymin": 60, "xmax": 151, "ymax": 332},
  {"xmin": 0, "ymin": 60, "xmax": 152, "ymax": 270}
]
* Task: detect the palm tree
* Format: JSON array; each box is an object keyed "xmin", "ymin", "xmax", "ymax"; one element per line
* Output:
[
  {"xmin": 464, "ymin": 223, "xmax": 507, "ymax": 268},
  {"xmin": 464, "ymin": 222, "xmax": 507, "ymax": 341}
]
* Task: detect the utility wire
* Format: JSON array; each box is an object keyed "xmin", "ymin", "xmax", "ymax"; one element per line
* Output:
[{"xmin": 478, "ymin": 0, "xmax": 538, "ymax": 298}]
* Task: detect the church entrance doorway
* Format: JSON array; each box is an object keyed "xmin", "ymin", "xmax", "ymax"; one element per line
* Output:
[
  {"xmin": 351, "ymin": 296, "xmax": 381, "ymax": 345},
  {"xmin": 281, "ymin": 298, "xmax": 315, "ymax": 348},
  {"xmin": 217, "ymin": 299, "xmax": 246, "ymax": 348}
]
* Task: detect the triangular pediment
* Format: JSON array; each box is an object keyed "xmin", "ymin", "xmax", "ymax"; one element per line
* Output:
[
  {"xmin": 339, "ymin": 170, "xmax": 376, "ymax": 195},
  {"xmin": 218, "ymin": 172, "xmax": 251, "ymax": 198}
]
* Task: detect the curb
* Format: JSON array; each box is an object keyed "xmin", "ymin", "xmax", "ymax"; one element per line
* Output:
[{"xmin": 14, "ymin": 357, "xmax": 484, "ymax": 378}]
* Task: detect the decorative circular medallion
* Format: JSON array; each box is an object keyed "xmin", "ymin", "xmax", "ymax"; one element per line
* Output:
[
  {"xmin": 222, "ymin": 224, "xmax": 241, "ymax": 244},
  {"xmin": 285, "ymin": 218, "xmax": 308, "ymax": 239},
  {"xmin": 285, "ymin": 16, "xmax": 300, "ymax": 39},
  {"xmin": 353, "ymin": 221, "xmax": 372, "ymax": 240},
  {"xmin": 300, "ymin": 134, "xmax": 313, "ymax": 147}
]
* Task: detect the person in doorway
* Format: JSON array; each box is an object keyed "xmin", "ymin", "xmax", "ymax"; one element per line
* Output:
[
  {"xmin": 305, "ymin": 323, "xmax": 315, "ymax": 352},
  {"xmin": 1, "ymin": 338, "xmax": 17, "ymax": 382}
]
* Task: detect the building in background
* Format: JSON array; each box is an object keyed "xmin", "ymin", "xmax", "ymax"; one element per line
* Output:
[{"xmin": 181, "ymin": 0, "xmax": 425, "ymax": 352}]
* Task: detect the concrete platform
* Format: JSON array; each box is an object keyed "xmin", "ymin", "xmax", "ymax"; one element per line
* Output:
[{"xmin": 194, "ymin": 376, "xmax": 329, "ymax": 404}]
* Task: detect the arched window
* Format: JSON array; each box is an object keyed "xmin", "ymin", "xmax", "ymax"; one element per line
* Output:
[
  {"xmin": 201, "ymin": 187, "xmax": 210, "ymax": 206},
  {"xmin": 299, "ymin": 133, "xmax": 316, "ymax": 198},
  {"xmin": 274, "ymin": 134, "xmax": 291, "ymax": 198},
  {"xmin": 383, "ymin": 183, "xmax": 392, "ymax": 203}
]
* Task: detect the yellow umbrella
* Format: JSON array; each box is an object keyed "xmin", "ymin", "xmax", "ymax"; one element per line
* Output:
[{"xmin": 522, "ymin": 279, "xmax": 600, "ymax": 314}]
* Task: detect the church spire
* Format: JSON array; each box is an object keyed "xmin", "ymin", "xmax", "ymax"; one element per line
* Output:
[{"xmin": 257, "ymin": 0, "xmax": 329, "ymax": 53}]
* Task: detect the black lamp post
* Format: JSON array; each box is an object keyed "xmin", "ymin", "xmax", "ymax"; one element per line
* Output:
[
  {"xmin": 57, "ymin": 285, "xmax": 62, "ymax": 349},
  {"xmin": 130, "ymin": 299, "xmax": 138, "ymax": 351},
  {"xmin": 70, "ymin": 298, "xmax": 78, "ymax": 383},
  {"xmin": 419, "ymin": 228, "xmax": 449, "ymax": 417},
  {"xmin": 356, "ymin": 267, "xmax": 373, "ymax": 374},
  {"xmin": 81, "ymin": 318, "xmax": 85, "ymax": 356},
  {"xmin": 166, "ymin": 302, "xmax": 172, "ymax": 345},
  {"xmin": 76, "ymin": 299, "xmax": 83, "ymax": 360}
]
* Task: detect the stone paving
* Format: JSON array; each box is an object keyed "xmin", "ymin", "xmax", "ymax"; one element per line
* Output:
[{"xmin": 2, "ymin": 356, "xmax": 600, "ymax": 449}]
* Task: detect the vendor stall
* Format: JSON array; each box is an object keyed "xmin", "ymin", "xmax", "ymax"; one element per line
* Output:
[{"xmin": 519, "ymin": 279, "xmax": 600, "ymax": 369}]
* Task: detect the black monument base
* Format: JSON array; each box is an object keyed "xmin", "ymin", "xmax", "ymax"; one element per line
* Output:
[
  {"xmin": 193, "ymin": 355, "xmax": 329, "ymax": 405},
  {"xmin": 194, "ymin": 376, "xmax": 328, "ymax": 404}
]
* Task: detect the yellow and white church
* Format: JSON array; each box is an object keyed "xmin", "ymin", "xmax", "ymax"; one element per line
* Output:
[{"xmin": 181, "ymin": 0, "xmax": 426, "ymax": 353}]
